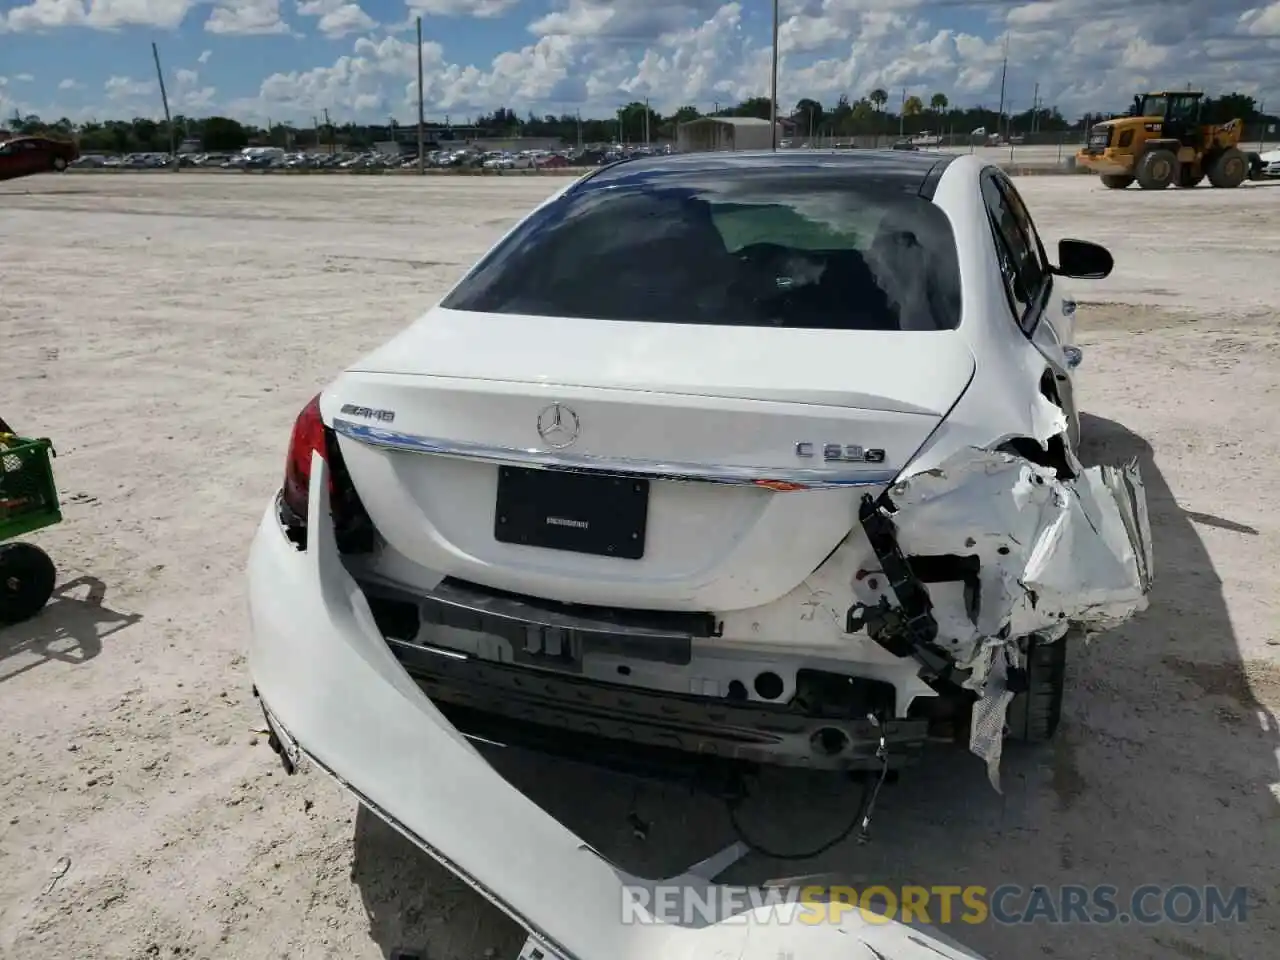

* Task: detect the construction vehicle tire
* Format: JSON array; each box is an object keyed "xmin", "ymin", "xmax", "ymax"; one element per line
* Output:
[
  {"xmin": 1100, "ymin": 174, "xmax": 1133, "ymax": 189},
  {"xmin": 1247, "ymin": 151, "xmax": 1264, "ymax": 180},
  {"xmin": 1208, "ymin": 147, "xmax": 1247, "ymax": 188},
  {"xmin": 1136, "ymin": 149, "xmax": 1176, "ymax": 189},
  {"xmin": 1176, "ymin": 165, "xmax": 1204, "ymax": 188}
]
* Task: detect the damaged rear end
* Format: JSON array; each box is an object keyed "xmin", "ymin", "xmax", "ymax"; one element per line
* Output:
[{"xmin": 246, "ymin": 150, "xmax": 1154, "ymax": 959}]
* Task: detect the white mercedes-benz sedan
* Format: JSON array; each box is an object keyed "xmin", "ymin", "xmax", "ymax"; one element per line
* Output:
[{"xmin": 247, "ymin": 150, "xmax": 1153, "ymax": 960}]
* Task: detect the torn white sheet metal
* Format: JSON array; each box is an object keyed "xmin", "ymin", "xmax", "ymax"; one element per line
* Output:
[
  {"xmin": 248, "ymin": 456, "xmax": 997, "ymax": 960},
  {"xmin": 887, "ymin": 447, "xmax": 1153, "ymax": 657},
  {"xmin": 883, "ymin": 447, "xmax": 1154, "ymax": 781}
]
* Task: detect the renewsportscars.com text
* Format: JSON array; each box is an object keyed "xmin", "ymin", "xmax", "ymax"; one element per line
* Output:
[{"xmin": 620, "ymin": 883, "xmax": 1250, "ymax": 927}]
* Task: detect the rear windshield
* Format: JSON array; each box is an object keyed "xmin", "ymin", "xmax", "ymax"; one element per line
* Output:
[{"xmin": 441, "ymin": 168, "xmax": 962, "ymax": 331}]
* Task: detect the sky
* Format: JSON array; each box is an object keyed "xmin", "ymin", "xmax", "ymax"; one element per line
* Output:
[{"xmin": 3, "ymin": 0, "xmax": 1280, "ymax": 125}]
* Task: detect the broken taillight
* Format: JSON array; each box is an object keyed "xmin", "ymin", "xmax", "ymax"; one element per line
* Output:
[{"xmin": 280, "ymin": 394, "xmax": 374, "ymax": 553}]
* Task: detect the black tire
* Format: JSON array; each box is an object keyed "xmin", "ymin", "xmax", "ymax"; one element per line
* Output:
[
  {"xmin": 1176, "ymin": 165, "xmax": 1204, "ymax": 188},
  {"xmin": 1136, "ymin": 149, "xmax": 1176, "ymax": 189},
  {"xmin": 1005, "ymin": 632, "xmax": 1069, "ymax": 742},
  {"xmin": 0, "ymin": 542, "xmax": 57, "ymax": 625},
  {"xmin": 52, "ymin": 157, "xmax": 67, "ymax": 172},
  {"xmin": 1246, "ymin": 151, "xmax": 1263, "ymax": 180},
  {"xmin": 1208, "ymin": 147, "xmax": 1247, "ymax": 188},
  {"xmin": 1099, "ymin": 173, "xmax": 1133, "ymax": 189}
]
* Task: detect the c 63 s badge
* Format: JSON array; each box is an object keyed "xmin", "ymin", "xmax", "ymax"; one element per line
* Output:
[
  {"xmin": 795, "ymin": 442, "xmax": 886, "ymax": 464},
  {"xmin": 340, "ymin": 403, "xmax": 396, "ymax": 423}
]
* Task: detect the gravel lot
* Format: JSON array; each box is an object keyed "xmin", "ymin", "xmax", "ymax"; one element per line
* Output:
[{"xmin": 1, "ymin": 172, "xmax": 1277, "ymax": 960}]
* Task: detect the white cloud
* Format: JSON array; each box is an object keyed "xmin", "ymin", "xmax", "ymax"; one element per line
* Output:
[
  {"xmin": 58, "ymin": 77, "xmax": 81, "ymax": 90},
  {"xmin": 104, "ymin": 75, "xmax": 157, "ymax": 99},
  {"xmin": 14, "ymin": 0, "xmax": 1280, "ymax": 125},
  {"xmin": 297, "ymin": 0, "xmax": 376, "ymax": 38},
  {"xmin": 197, "ymin": 49, "xmax": 212, "ymax": 64},
  {"xmin": 15, "ymin": 73, "xmax": 34, "ymax": 82},
  {"xmin": 404, "ymin": 0, "xmax": 519, "ymax": 16},
  {"xmin": 205, "ymin": 0, "xmax": 289, "ymax": 34}
]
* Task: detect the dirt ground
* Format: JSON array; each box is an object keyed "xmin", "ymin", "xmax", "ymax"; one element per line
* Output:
[{"xmin": 1, "ymin": 172, "xmax": 1277, "ymax": 960}]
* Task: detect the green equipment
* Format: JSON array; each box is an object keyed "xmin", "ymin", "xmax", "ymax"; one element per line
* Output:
[{"xmin": 0, "ymin": 416, "xmax": 62, "ymax": 624}]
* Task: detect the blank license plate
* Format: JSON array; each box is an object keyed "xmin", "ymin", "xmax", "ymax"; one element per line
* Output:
[{"xmin": 494, "ymin": 466, "xmax": 649, "ymax": 559}]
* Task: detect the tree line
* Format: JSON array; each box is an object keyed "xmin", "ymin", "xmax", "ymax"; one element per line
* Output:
[{"xmin": 5, "ymin": 91, "xmax": 1273, "ymax": 155}]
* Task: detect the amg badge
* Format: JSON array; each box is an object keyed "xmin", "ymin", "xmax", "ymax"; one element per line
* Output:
[
  {"xmin": 795, "ymin": 442, "xmax": 887, "ymax": 464},
  {"xmin": 340, "ymin": 404, "xmax": 396, "ymax": 423}
]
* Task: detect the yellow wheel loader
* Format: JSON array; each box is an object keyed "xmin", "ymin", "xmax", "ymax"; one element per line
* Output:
[{"xmin": 1076, "ymin": 92, "xmax": 1263, "ymax": 190}]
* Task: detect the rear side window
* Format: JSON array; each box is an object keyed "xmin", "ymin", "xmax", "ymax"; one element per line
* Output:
[
  {"xmin": 980, "ymin": 173, "xmax": 1048, "ymax": 320},
  {"xmin": 441, "ymin": 170, "xmax": 962, "ymax": 331}
]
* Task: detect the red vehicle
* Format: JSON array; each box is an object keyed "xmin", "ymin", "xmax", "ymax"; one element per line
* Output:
[{"xmin": 0, "ymin": 136, "xmax": 79, "ymax": 181}]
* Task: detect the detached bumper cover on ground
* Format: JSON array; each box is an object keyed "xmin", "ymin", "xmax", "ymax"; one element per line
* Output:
[
  {"xmin": 247, "ymin": 448, "xmax": 1152, "ymax": 959},
  {"xmin": 248, "ymin": 455, "xmax": 990, "ymax": 960}
]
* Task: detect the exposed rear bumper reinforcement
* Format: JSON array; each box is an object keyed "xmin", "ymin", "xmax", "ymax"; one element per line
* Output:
[
  {"xmin": 387, "ymin": 635, "xmax": 927, "ymax": 775},
  {"xmin": 362, "ymin": 576, "xmax": 706, "ymax": 671}
]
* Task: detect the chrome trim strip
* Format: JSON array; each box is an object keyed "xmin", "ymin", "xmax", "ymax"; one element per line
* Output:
[{"xmin": 332, "ymin": 418, "xmax": 898, "ymax": 490}]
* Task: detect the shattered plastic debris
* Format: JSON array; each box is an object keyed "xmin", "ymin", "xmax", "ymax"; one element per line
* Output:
[
  {"xmin": 964, "ymin": 637, "xmax": 1032, "ymax": 791},
  {"xmin": 889, "ymin": 447, "xmax": 1155, "ymax": 782}
]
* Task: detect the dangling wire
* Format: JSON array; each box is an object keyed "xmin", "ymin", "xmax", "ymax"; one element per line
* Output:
[{"xmin": 724, "ymin": 715, "xmax": 891, "ymax": 861}]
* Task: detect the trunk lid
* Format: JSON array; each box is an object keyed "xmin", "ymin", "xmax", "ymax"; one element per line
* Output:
[{"xmin": 329, "ymin": 308, "xmax": 975, "ymax": 612}]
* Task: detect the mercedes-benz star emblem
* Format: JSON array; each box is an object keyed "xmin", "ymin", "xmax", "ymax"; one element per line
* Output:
[{"xmin": 536, "ymin": 402, "xmax": 580, "ymax": 449}]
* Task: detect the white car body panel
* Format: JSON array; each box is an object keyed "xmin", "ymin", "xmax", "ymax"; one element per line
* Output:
[
  {"xmin": 247, "ymin": 152, "xmax": 1153, "ymax": 959},
  {"xmin": 250, "ymin": 458, "xmax": 988, "ymax": 960}
]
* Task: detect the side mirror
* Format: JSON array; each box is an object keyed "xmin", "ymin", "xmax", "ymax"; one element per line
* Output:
[{"xmin": 1053, "ymin": 238, "xmax": 1113, "ymax": 280}]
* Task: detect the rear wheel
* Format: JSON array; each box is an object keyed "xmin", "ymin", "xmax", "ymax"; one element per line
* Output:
[
  {"xmin": 0, "ymin": 542, "xmax": 57, "ymax": 625},
  {"xmin": 1208, "ymin": 147, "xmax": 1247, "ymax": 188},
  {"xmin": 1099, "ymin": 173, "xmax": 1133, "ymax": 189},
  {"xmin": 1176, "ymin": 164, "xmax": 1204, "ymax": 188},
  {"xmin": 1136, "ymin": 149, "xmax": 1176, "ymax": 190},
  {"xmin": 52, "ymin": 157, "xmax": 67, "ymax": 172},
  {"xmin": 1005, "ymin": 632, "xmax": 1069, "ymax": 742}
]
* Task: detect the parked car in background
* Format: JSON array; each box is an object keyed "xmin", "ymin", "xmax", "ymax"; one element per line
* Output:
[
  {"xmin": 1257, "ymin": 148, "xmax": 1280, "ymax": 178},
  {"xmin": 0, "ymin": 135, "xmax": 79, "ymax": 181}
]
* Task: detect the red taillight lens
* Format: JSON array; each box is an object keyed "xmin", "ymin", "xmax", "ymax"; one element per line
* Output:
[
  {"xmin": 282, "ymin": 394, "xmax": 327, "ymax": 525},
  {"xmin": 280, "ymin": 394, "xmax": 375, "ymax": 553}
]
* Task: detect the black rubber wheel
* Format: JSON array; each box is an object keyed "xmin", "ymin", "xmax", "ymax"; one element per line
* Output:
[
  {"xmin": 52, "ymin": 157, "xmax": 67, "ymax": 172},
  {"xmin": 0, "ymin": 542, "xmax": 57, "ymax": 625},
  {"xmin": 1005, "ymin": 632, "xmax": 1069, "ymax": 742},
  {"xmin": 1247, "ymin": 151, "xmax": 1264, "ymax": 180},
  {"xmin": 1136, "ymin": 149, "xmax": 1176, "ymax": 189},
  {"xmin": 1099, "ymin": 173, "xmax": 1133, "ymax": 189},
  {"xmin": 1208, "ymin": 147, "xmax": 1247, "ymax": 188},
  {"xmin": 1176, "ymin": 165, "xmax": 1204, "ymax": 188}
]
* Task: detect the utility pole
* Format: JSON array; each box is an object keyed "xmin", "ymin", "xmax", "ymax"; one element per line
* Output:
[
  {"xmin": 312, "ymin": 116, "xmax": 319, "ymax": 151},
  {"xmin": 1031, "ymin": 82, "xmax": 1039, "ymax": 135},
  {"xmin": 323, "ymin": 107, "xmax": 332, "ymax": 154},
  {"xmin": 151, "ymin": 42, "xmax": 176, "ymax": 164},
  {"xmin": 996, "ymin": 30, "xmax": 1009, "ymax": 143},
  {"xmin": 576, "ymin": 109, "xmax": 582, "ymax": 151},
  {"xmin": 416, "ymin": 15, "xmax": 426, "ymax": 174},
  {"xmin": 769, "ymin": 0, "xmax": 779, "ymax": 150},
  {"xmin": 643, "ymin": 97, "xmax": 650, "ymax": 146},
  {"xmin": 900, "ymin": 87, "xmax": 906, "ymax": 137}
]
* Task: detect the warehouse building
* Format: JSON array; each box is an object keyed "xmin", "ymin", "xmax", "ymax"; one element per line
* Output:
[{"xmin": 676, "ymin": 117, "xmax": 784, "ymax": 152}]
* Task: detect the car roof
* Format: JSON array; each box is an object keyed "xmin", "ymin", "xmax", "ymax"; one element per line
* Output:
[{"xmin": 577, "ymin": 148, "xmax": 957, "ymax": 200}]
